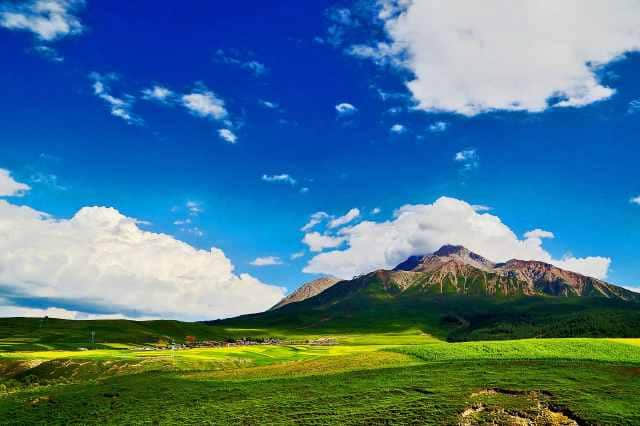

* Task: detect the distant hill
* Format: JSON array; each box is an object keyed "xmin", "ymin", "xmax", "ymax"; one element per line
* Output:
[
  {"xmin": 212, "ymin": 245, "xmax": 640, "ymax": 341},
  {"xmin": 270, "ymin": 276, "xmax": 341, "ymax": 310}
]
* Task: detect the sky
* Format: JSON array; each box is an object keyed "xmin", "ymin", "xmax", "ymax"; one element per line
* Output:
[{"xmin": 1, "ymin": 0, "xmax": 640, "ymax": 321}]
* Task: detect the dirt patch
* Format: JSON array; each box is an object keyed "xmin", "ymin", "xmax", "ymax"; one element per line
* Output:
[{"xmin": 460, "ymin": 388, "xmax": 582, "ymax": 425}]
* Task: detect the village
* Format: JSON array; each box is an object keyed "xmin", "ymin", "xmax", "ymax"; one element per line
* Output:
[{"xmin": 138, "ymin": 336, "xmax": 283, "ymax": 351}]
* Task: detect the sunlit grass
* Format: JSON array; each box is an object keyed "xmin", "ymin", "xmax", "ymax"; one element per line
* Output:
[{"xmin": 392, "ymin": 338, "xmax": 640, "ymax": 364}]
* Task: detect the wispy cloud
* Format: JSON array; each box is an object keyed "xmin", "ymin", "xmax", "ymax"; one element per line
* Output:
[
  {"xmin": 328, "ymin": 208, "xmax": 360, "ymax": 229},
  {"xmin": 429, "ymin": 121, "xmax": 448, "ymax": 133},
  {"xmin": 250, "ymin": 256, "xmax": 283, "ymax": 266},
  {"xmin": 262, "ymin": 174, "xmax": 296, "ymax": 185},
  {"xmin": 0, "ymin": 0, "xmax": 85, "ymax": 41},
  {"xmin": 301, "ymin": 211, "xmax": 330, "ymax": 232},
  {"xmin": 259, "ymin": 100, "xmax": 278, "ymax": 109},
  {"xmin": 454, "ymin": 148, "xmax": 479, "ymax": 171},
  {"xmin": 142, "ymin": 85, "xmax": 174, "ymax": 103},
  {"xmin": 218, "ymin": 128, "xmax": 237, "ymax": 144},
  {"xmin": 215, "ymin": 49, "xmax": 267, "ymax": 76},
  {"xmin": 89, "ymin": 72, "xmax": 141, "ymax": 125},
  {"xmin": 631, "ymin": 195, "xmax": 640, "ymax": 205},
  {"xmin": 290, "ymin": 251, "xmax": 305, "ymax": 260}
]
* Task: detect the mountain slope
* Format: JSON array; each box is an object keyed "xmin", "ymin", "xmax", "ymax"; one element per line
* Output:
[
  {"xmin": 211, "ymin": 245, "xmax": 640, "ymax": 341},
  {"xmin": 270, "ymin": 276, "xmax": 341, "ymax": 310}
]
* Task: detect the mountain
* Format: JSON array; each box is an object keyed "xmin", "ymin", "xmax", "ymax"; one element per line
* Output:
[
  {"xmin": 270, "ymin": 276, "xmax": 341, "ymax": 310},
  {"xmin": 391, "ymin": 245, "xmax": 637, "ymax": 300},
  {"xmin": 211, "ymin": 245, "xmax": 640, "ymax": 341}
]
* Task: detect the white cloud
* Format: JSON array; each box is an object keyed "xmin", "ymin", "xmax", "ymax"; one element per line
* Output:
[
  {"xmin": 260, "ymin": 100, "xmax": 278, "ymax": 109},
  {"xmin": 629, "ymin": 100, "xmax": 640, "ymax": 114},
  {"xmin": 215, "ymin": 49, "xmax": 267, "ymax": 76},
  {"xmin": 304, "ymin": 196, "xmax": 610, "ymax": 280},
  {"xmin": 290, "ymin": 251, "xmax": 305, "ymax": 260},
  {"xmin": 0, "ymin": 199, "xmax": 285, "ymax": 320},
  {"xmin": 355, "ymin": 1, "xmax": 640, "ymax": 116},
  {"xmin": 303, "ymin": 232, "xmax": 347, "ymax": 252},
  {"xmin": 142, "ymin": 85, "xmax": 173, "ymax": 103},
  {"xmin": 454, "ymin": 148, "xmax": 479, "ymax": 170},
  {"xmin": 0, "ymin": 0, "xmax": 84, "ymax": 41},
  {"xmin": 0, "ymin": 169, "xmax": 30, "ymax": 197},
  {"xmin": 30, "ymin": 172, "xmax": 67, "ymax": 191},
  {"xmin": 89, "ymin": 73, "xmax": 141, "ymax": 125},
  {"xmin": 328, "ymin": 208, "xmax": 360, "ymax": 229},
  {"xmin": 262, "ymin": 174, "xmax": 296, "ymax": 185},
  {"xmin": 218, "ymin": 128, "xmax": 238, "ymax": 144},
  {"xmin": 300, "ymin": 187, "xmax": 309, "ymax": 194},
  {"xmin": 335, "ymin": 103, "xmax": 357, "ymax": 115},
  {"xmin": 524, "ymin": 229, "xmax": 555, "ymax": 240},
  {"xmin": 390, "ymin": 123, "xmax": 406, "ymax": 134},
  {"xmin": 429, "ymin": 121, "xmax": 448, "ymax": 133},
  {"xmin": 301, "ymin": 211, "xmax": 330, "ymax": 232},
  {"xmin": 32, "ymin": 45, "xmax": 63, "ymax": 62},
  {"xmin": 182, "ymin": 89, "xmax": 228, "ymax": 120},
  {"xmin": 371, "ymin": 207, "xmax": 381, "ymax": 215},
  {"xmin": 250, "ymin": 256, "xmax": 283, "ymax": 266},
  {"xmin": 630, "ymin": 196, "xmax": 640, "ymax": 205},
  {"xmin": 186, "ymin": 201, "xmax": 203, "ymax": 216}
]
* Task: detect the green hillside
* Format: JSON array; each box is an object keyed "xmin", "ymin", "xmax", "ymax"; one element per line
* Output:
[{"xmin": 213, "ymin": 274, "xmax": 640, "ymax": 341}]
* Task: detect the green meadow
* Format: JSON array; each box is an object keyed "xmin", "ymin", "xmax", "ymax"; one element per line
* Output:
[{"xmin": 1, "ymin": 322, "xmax": 640, "ymax": 425}]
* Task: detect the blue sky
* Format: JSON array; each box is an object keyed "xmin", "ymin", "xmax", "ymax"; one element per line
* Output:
[{"xmin": 1, "ymin": 0, "xmax": 639, "ymax": 320}]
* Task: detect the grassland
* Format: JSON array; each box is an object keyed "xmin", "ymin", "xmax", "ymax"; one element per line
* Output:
[{"xmin": 1, "ymin": 336, "xmax": 640, "ymax": 424}]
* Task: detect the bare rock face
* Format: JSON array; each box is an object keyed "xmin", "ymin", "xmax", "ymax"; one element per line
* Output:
[
  {"xmin": 270, "ymin": 277, "xmax": 342, "ymax": 310},
  {"xmin": 392, "ymin": 245, "xmax": 638, "ymax": 300},
  {"xmin": 271, "ymin": 245, "xmax": 638, "ymax": 311}
]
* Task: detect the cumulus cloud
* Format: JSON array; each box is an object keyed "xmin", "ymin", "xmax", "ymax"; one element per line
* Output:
[
  {"xmin": 630, "ymin": 196, "xmax": 640, "ymax": 205},
  {"xmin": 218, "ymin": 128, "xmax": 238, "ymax": 144},
  {"xmin": 353, "ymin": 1, "xmax": 640, "ymax": 116},
  {"xmin": 524, "ymin": 229, "xmax": 555, "ymax": 239},
  {"xmin": 335, "ymin": 103, "xmax": 358, "ymax": 115},
  {"xmin": 250, "ymin": 256, "xmax": 283, "ymax": 266},
  {"xmin": 89, "ymin": 73, "xmax": 141, "ymax": 125},
  {"xmin": 304, "ymin": 196, "xmax": 611, "ymax": 280},
  {"xmin": 371, "ymin": 207, "xmax": 381, "ymax": 215},
  {"xmin": 328, "ymin": 208, "xmax": 360, "ymax": 229},
  {"xmin": 301, "ymin": 211, "xmax": 330, "ymax": 232},
  {"xmin": 182, "ymin": 89, "xmax": 228, "ymax": 120},
  {"xmin": 303, "ymin": 232, "xmax": 347, "ymax": 252},
  {"xmin": 0, "ymin": 169, "xmax": 30, "ymax": 197},
  {"xmin": 0, "ymin": 0, "xmax": 84, "ymax": 41},
  {"xmin": 262, "ymin": 174, "xmax": 296, "ymax": 185},
  {"xmin": 0, "ymin": 199, "xmax": 285, "ymax": 320}
]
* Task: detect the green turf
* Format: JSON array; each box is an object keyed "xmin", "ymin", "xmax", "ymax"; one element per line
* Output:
[{"xmin": 1, "ymin": 339, "xmax": 640, "ymax": 424}]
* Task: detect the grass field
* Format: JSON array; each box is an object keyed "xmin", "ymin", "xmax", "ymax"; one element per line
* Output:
[{"xmin": 1, "ymin": 337, "xmax": 640, "ymax": 424}]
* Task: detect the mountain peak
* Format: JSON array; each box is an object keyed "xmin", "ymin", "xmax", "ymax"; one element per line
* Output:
[
  {"xmin": 395, "ymin": 244, "xmax": 495, "ymax": 272},
  {"xmin": 433, "ymin": 244, "xmax": 469, "ymax": 256}
]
